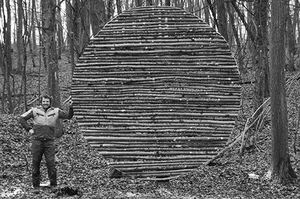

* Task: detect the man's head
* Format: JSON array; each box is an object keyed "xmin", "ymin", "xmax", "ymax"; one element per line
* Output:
[{"xmin": 41, "ymin": 94, "xmax": 52, "ymax": 110}]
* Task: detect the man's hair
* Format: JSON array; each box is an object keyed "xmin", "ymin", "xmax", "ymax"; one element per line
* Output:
[{"xmin": 41, "ymin": 94, "xmax": 53, "ymax": 104}]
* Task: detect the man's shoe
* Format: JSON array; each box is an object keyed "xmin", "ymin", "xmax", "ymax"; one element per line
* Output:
[{"xmin": 32, "ymin": 187, "xmax": 40, "ymax": 194}]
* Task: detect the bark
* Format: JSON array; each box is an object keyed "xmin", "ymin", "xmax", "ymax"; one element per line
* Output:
[
  {"xmin": 3, "ymin": 0, "xmax": 13, "ymax": 113},
  {"xmin": 56, "ymin": 0, "xmax": 63, "ymax": 59},
  {"xmin": 206, "ymin": 0, "xmax": 218, "ymax": 28},
  {"xmin": 135, "ymin": 0, "xmax": 143, "ymax": 7},
  {"xmin": 116, "ymin": 0, "xmax": 122, "ymax": 14},
  {"xmin": 195, "ymin": 0, "xmax": 201, "ymax": 17},
  {"xmin": 227, "ymin": 2, "xmax": 243, "ymax": 73},
  {"xmin": 107, "ymin": 0, "xmax": 114, "ymax": 20},
  {"xmin": 165, "ymin": 0, "xmax": 171, "ymax": 6},
  {"xmin": 73, "ymin": 0, "xmax": 81, "ymax": 59},
  {"xmin": 187, "ymin": 0, "xmax": 194, "ymax": 13},
  {"xmin": 203, "ymin": 0, "xmax": 210, "ymax": 25},
  {"xmin": 146, "ymin": 0, "xmax": 153, "ymax": 6},
  {"xmin": 17, "ymin": 0, "xmax": 24, "ymax": 73},
  {"xmin": 90, "ymin": 0, "xmax": 106, "ymax": 36},
  {"xmin": 31, "ymin": 0, "xmax": 37, "ymax": 55},
  {"xmin": 66, "ymin": 0, "xmax": 75, "ymax": 74},
  {"xmin": 216, "ymin": 0, "xmax": 228, "ymax": 41},
  {"xmin": 269, "ymin": 0, "xmax": 297, "ymax": 184},
  {"xmin": 44, "ymin": 0, "xmax": 61, "ymax": 107},
  {"xmin": 285, "ymin": 5, "xmax": 296, "ymax": 71},
  {"xmin": 253, "ymin": 0, "xmax": 269, "ymax": 111},
  {"xmin": 80, "ymin": 0, "xmax": 90, "ymax": 53},
  {"xmin": 231, "ymin": 1, "xmax": 255, "ymax": 43}
]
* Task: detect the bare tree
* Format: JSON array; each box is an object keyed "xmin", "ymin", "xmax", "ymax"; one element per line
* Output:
[
  {"xmin": 17, "ymin": 0, "xmax": 24, "ymax": 73},
  {"xmin": 216, "ymin": 0, "xmax": 228, "ymax": 41},
  {"xmin": 269, "ymin": 0, "xmax": 297, "ymax": 184},
  {"xmin": 135, "ymin": 0, "xmax": 143, "ymax": 7},
  {"xmin": 43, "ymin": 0, "xmax": 61, "ymax": 107},
  {"xmin": 2, "ymin": 0, "xmax": 13, "ymax": 113}
]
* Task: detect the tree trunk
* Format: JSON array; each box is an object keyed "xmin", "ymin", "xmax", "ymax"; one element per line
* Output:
[
  {"xmin": 203, "ymin": 0, "xmax": 210, "ymax": 25},
  {"xmin": 56, "ymin": 0, "xmax": 63, "ymax": 59},
  {"xmin": 216, "ymin": 0, "xmax": 228, "ymax": 41},
  {"xmin": 107, "ymin": 0, "xmax": 114, "ymax": 20},
  {"xmin": 269, "ymin": 0, "xmax": 297, "ymax": 184},
  {"xmin": 187, "ymin": 0, "xmax": 194, "ymax": 13},
  {"xmin": 44, "ymin": 0, "xmax": 60, "ymax": 107},
  {"xmin": 253, "ymin": 0, "xmax": 269, "ymax": 108},
  {"xmin": 285, "ymin": 5, "xmax": 296, "ymax": 71},
  {"xmin": 227, "ymin": 2, "xmax": 243, "ymax": 73},
  {"xmin": 116, "ymin": 0, "xmax": 122, "ymax": 14},
  {"xmin": 135, "ymin": 0, "xmax": 143, "ymax": 7},
  {"xmin": 206, "ymin": 0, "xmax": 217, "ymax": 28},
  {"xmin": 80, "ymin": 1, "xmax": 90, "ymax": 54},
  {"xmin": 17, "ymin": 0, "xmax": 24, "ymax": 73},
  {"xmin": 90, "ymin": 0, "xmax": 107, "ymax": 36},
  {"xmin": 4, "ymin": 0, "xmax": 13, "ymax": 113},
  {"xmin": 66, "ymin": 0, "xmax": 75, "ymax": 74},
  {"xmin": 31, "ymin": 0, "xmax": 37, "ymax": 55},
  {"xmin": 165, "ymin": 0, "xmax": 171, "ymax": 6}
]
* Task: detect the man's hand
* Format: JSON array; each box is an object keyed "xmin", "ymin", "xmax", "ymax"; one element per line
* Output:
[
  {"xmin": 29, "ymin": 129, "xmax": 34, "ymax": 134},
  {"xmin": 68, "ymin": 99, "xmax": 73, "ymax": 106}
]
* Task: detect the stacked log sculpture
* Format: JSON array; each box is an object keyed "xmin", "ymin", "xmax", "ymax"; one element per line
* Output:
[{"xmin": 71, "ymin": 6, "xmax": 241, "ymax": 180}]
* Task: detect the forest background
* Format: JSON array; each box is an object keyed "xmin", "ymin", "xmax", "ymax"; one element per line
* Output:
[{"xmin": 1, "ymin": 0, "xmax": 300, "ymax": 198}]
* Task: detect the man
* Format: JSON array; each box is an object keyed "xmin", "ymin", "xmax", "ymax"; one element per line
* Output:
[{"xmin": 19, "ymin": 94, "xmax": 74, "ymax": 194}]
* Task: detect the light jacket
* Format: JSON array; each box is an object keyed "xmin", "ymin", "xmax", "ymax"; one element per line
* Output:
[{"xmin": 19, "ymin": 106, "xmax": 74, "ymax": 140}]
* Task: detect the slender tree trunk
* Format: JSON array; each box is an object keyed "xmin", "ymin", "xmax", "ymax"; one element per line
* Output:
[
  {"xmin": 227, "ymin": 2, "xmax": 243, "ymax": 73},
  {"xmin": 4, "ymin": 0, "xmax": 13, "ymax": 113},
  {"xmin": 216, "ymin": 0, "xmax": 228, "ymax": 41},
  {"xmin": 0, "ymin": 43, "xmax": 3, "ymax": 112},
  {"xmin": 41, "ymin": 1, "xmax": 47, "ymax": 69},
  {"xmin": 203, "ymin": 0, "xmax": 210, "ymax": 25},
  {"xmin": 116, "ymin": 0, "xmax": 122, "ymax": 14},
  {"xmin": 135, "ymin": 0, "xmax": 143, "ymax": 7},
  {"xmin": 66, "ymin": 0, "xmax": 75, "ymax": 74},
  {"xmin": 31, "ymin": 0, "xmax": 37, "ymax": 55},
  {"xmin": 253, "ymin": 0, "xmax": 269, "ymax": 109},
  {"xmin": 285, "ymin": 5, "xmax": 296, "ymax": 71},
  {"xmin": 80, "ymin": 1, "xmax": 90, "ymax": 54},
  {"xmin": 269, "ymin": 0, "xmax": 297, "ymax": 184},
  {"xmin": 195, "ymin": 0, "xmax": 201, "ymax": 17},
  {"xmin": 165, "ymin": 0, "xmax": 171, "ymax": 6},
  {"xmin": 107, "ymin": 0, "xmax": 114, "ymax": 20},
  {"xmin": 187, "ymin": 0, "xmax": 194, "ymax": 13},
  {"xmin": 44, "ymin": 0, "xmax": 60, "ymax": 107},
  {"xmin": 246, "ymin": 1, "xmax": 255, "ymax": 67},
  {"xmin": 206, "ymin": 0, "xmax": 218, "ymax": 28},
  {"xmin": 17, "ymin": 0, "xmax": 24, "ymax": 73},
  {"xmin": 56, "ymin": 0, "xmax": 63, "ymax": 59},
  {"xmin": 90, "ymin": 0, "xmax": 106, "ymax": 36},
  {"xmin": 73, "ymin": 0, "xmax": 81, "ymax": 59}
]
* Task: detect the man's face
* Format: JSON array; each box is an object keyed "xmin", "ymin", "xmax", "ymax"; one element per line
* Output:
[{"xmin": 41, "ymin": 97, "xmax": 51, "ymax": 109}]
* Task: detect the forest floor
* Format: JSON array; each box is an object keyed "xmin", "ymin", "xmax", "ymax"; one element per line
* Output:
[{"xmin": 1, "ymin": 53, "xmax": 300, "ymax": 198}]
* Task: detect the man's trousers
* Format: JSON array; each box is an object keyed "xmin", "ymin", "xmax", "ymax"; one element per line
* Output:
[{"xmin": 31, "ymin": 139, "xmax": 57, "ymax": 187}]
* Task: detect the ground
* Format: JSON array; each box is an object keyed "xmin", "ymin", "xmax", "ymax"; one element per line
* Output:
[{"xmin": 1, "ymin": 53, "xmax": 300, "ymax": 198}]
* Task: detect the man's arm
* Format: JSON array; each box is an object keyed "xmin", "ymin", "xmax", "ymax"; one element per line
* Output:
[
  {"xmin": 19, "ymin": 109, "xmax": 34, "ymax": 131},
  {"xmin": 58, "ymin": 106, "xmax": 74, "ymax": 119}
]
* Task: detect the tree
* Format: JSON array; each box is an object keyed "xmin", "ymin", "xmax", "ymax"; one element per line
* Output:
[
  {"xmin": 17, "ymin": 0, "xmax": 24, "ymax": 73},
  {"xmin": 43, "ymin": 0, "xmax": 60, "ymax": 107},
  {"xmin": 216, "ymin": 0, "xmax": 228, "ymax": 41},
  {"xmin": 135, "ymin": 0, "xmax": 143, "ymax": 7},
  {"xmin": 269, "ymin": 0, "xmax": 297, "ymax": 184},
  {"xmin": 2, "ymin": 0, "xmax": 13, "ymax": 113}
]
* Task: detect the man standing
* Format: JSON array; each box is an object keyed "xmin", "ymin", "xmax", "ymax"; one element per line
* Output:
[{"xmin": 19, "ymin": 94, "xmax": 73, "ymax": 194}]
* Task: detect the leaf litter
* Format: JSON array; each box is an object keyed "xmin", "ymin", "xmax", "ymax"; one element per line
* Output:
[{"xmin": 1, "ymin": 57, "xmax": 300, "ymax": 198}]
